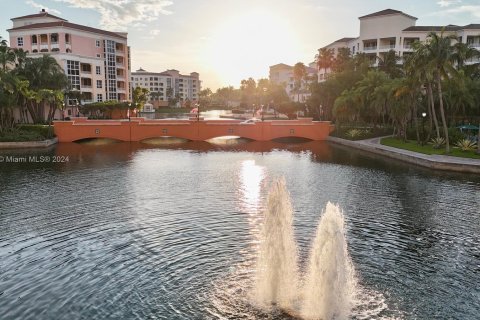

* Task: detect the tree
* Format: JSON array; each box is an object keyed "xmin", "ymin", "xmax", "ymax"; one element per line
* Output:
[
  {"xmin": 293, "ymin": 62, "xmax": 307, "ymax": 102},
  {"xmin": 316, "ymin": 48, "xmax": 334, "ymax": 80},
  {"xmin": 198, "ymin": 88, "xmax": 213, "ymax": 108},
  {"xmin": 423, "ymin": 31, "xmax": 457, "ymax": 153},
  {"xmin": 132, "ymin": 86, "xmax": 150, "ymax": 109},
  {"xmin": 332, "ymin": 47, "xmax": 352, "ymax": 72},
  {"xmin": 16, "ymin": 54, "xmax": 68, "ymax": 123},
  {"xmin": 240, "ymin": 78, "xmax": 256, "ymax": 107},
  {"xmin": 378, "ymin": 50, "xmax": 403, "ymax": 78}
]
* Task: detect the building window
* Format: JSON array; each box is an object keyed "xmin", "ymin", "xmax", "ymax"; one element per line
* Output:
[
  {"xmin": 96, "ymin": 40, "xmax": 101, "ymax": 47},
  {"xmin": 67, "ymin": 60, "xmax": 80, "ymax": 90},
  {"xmin": 96, "ymin": 54, "xmax": 101, "ymax": 58},
  {"xmin": 96, "ymin": 80, "xmax": 102, "ymax": 88},
  {"xmin": 31, "ymin": 35, "xmax": 37, "ymax": 44},
  {"xmin": 17, "ymin": 37, "xmax": 23, "ymax": 46},
  {"xmin": 96, "ymin": 66, "xmax": 101, "ymax": 75},
  {"xmin": 97, "ymin": 94, "xmax": 103, "ymax": 102}
]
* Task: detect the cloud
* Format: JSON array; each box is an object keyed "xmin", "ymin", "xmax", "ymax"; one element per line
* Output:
[
  {"xmin": 437, "ymin": 0, "xmax": 462, "ymax": 7},
  {"xmin": 150, "ymin": 29, "xmax": 161, "ymax": 36},
  {"xmin": 435, "ymin": 5, "xmax": 480, "ymax": 19},
  {"xmin": 26, "ymin": 0, "xmax": 62, "ymax": 15},
  {"xmin": 52, "ymin": 0, "xmax": 173, "ymax": 30}
]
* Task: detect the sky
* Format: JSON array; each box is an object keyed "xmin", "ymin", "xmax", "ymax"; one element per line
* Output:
[{"xmin": 0, "ymin": 0, "xmax": 479, "ymax": 90}]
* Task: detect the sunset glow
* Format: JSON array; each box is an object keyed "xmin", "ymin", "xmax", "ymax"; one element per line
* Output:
[{"xmin": 205, "ymin": 10, "xmax": 302, "ymax": 86}]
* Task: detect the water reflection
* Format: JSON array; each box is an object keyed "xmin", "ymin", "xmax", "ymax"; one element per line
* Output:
[{"xmin": 0, "ymin": 139, "xmax": 479, "ymax": 319}]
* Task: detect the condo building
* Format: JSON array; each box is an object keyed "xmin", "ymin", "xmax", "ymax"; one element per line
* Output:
[
  {"xmin": 269, "ymin": 63, "xmax": 317, "ymax": 102},
  {"xmin": 7, "ymin": 9, "xmax": 131, "ymax": 115},
  {"xmin": 318, "ymin": 9, "xmax": 480, "ymax": 81},
  {"xmin": 130, "ymin": 68, "xmax": 200, "ymax": 107}
]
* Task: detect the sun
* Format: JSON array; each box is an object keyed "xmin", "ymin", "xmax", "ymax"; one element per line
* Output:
[{"xmin": 204, "ymin": 10, "xmax": 301, "ymax": 87}]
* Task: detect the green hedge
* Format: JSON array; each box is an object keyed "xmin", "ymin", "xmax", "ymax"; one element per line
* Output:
[
  {"xmin": 0, "ymin": 125, "xmax": 54, "ymax": 142},
  {"xmin": 17, "ymin": 125, "xmax": 54, "ymax": 139}
]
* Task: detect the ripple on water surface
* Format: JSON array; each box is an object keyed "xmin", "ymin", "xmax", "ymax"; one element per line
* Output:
[{"xmin": 0, "ymin": 142, "xmax": 479, "ymax": 319}]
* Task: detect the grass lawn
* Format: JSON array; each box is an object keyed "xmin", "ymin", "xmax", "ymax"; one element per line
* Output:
[{"xmin": 381, "ymin": 137, "xmax": 480, "ymax": 159}]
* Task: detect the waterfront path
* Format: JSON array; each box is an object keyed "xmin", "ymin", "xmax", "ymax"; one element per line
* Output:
[{"xmin": 328, "ymin": 136, "xmax": 480, "ymax": 174}]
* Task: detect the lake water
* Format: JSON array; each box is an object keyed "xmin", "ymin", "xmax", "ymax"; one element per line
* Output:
[{"xmin": 0, "ymin": 140, "xmax": 479, "ymax": 319}]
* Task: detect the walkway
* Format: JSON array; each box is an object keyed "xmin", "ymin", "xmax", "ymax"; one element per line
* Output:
[{"xmin": 328, "ymin": 136, "xmax": 480, "ymax": 174}]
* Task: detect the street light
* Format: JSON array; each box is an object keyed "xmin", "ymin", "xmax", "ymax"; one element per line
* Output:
[
  {"xmin": 262, "ymin": 87, "xmax": 267, "ymax": 121},
  {"xmin": 128, "ymin": 102, "xmax": 132, "ymax": 121},
  {"xmin": 421, "ymin": 112, "xmax": 427, "ymax": 145}
]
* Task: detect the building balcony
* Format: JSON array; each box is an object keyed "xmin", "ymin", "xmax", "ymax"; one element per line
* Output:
[
  {"xmin": 468, "ymin": 43, "xmax": 480, "ymax": 48},
  {"xmin": 363, "ymin": 46, "xmax": 377, "ymax": 52},
  {"xmin": 379, "ymin": 45, "xmax": 396, "ymax": 51},
  {"xmin": 117, "ymin": 87, "xmax": 126, "ymax": 92},
  {"xmin": 40, "ymin": 44, "xmax": 49, "ymax": 50}
]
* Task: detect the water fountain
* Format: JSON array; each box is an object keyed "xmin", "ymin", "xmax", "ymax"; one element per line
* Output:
[
  {"xmin": 255, "ymin": 179, "xmax": 357, "ymax": 320},
  {"xmin": 301, "ymin": 202, "xmax": 356, "ymax": 320},
  {"xmin": 254, "ymin": 178, "xmax": 299, "ymax": 310}
]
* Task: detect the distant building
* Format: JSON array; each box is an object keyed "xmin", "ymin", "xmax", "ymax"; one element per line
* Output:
[
  {"xmin": 7, "ymin": 9, "xmax": 131, "ymax": 117},
  {"xmin": 130, "ymin": 68, "xmax": 200, "ymax": 107},
  {"xmin": 269, "ymin": 63, "xmax": 317, "ymax": 102},
  {"xmin": 317, "ymin": 8, "xmax": 480, "ymax": 81}
]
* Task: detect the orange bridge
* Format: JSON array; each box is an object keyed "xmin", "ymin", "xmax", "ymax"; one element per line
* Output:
[{"xmin": 53, "ymin": 117, "xmax": 334, "ymax": 142}]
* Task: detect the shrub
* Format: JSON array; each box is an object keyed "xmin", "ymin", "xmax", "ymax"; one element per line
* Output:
[
  {"xmin": 346, "ymin": 129, "xmax": 363, "ymax": 139},
  {"xmin": 447, "ymin": 127, "xmax": 466, "ymax": 144},
  {"xmin": 0, "ymin": 130, "xmax": 45, "ymax": 142},
  {"xmin": 430, "ymin": 137, "xmax": 445, "ymax": 149},
  {"xmin": 17, "ymin": 124, "xmax": 53, "ymax": 139},
  {"xmin": 454, "ymin": 139, "xmax": 477, "ymax": 152}
]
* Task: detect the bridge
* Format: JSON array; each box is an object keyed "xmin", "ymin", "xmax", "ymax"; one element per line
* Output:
[{"xmin": 53, "ymin": 117, "xmax": 334, "ymax": 142}]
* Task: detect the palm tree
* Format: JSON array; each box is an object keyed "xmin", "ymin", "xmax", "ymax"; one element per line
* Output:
[
  {"xmin": 316, "ymin": 48, "xmax": 334, "ymax": 80},
  {"xmin": 293, "ymin": 62, "xmax": 307, "ymax": 102},
  {"xmin": 424, "ymin": 31, "xmax": 457, "ymax": 152},
  {"xmin": 0, "ymin": 37, "xmax": 15, "ymax": 72},
  {"xmin": 16, "ymin": 55, "xmax": 68, "ymax": 123},
  {"xmin": 451, "ymin": 42, "xmax": 479, "ymax": 71},
  {"xmin": 378, "ymin": 50, "xmax": 403, "ymax": 78}
]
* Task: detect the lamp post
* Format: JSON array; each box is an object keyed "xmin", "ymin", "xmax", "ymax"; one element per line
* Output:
[
  {"xmin": 196, "ymin": 103, "xmax": 200, "ymax": 121},
  {"xmin": 421, "ymin": 112, "xmax": 427, "ymax": 145},
  {"xmin": 128, "ymin": 102, "xmax": 131, "ymax": 121},
  {"xmin": 62, "ymin": 102, "xmax": 65, "ymax": 120},
  {"xmin": 262, "ymin": 87, "xmax": 267, "ymax": 121}
]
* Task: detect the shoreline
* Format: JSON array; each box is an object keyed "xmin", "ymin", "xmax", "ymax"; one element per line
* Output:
[
  {"xmin": 0, "ymin": 137, "xmax": 58, "ymax": 149},
  {"xmin": 328, "ymin": 136, "xmax": 480, "ymax": 174}
]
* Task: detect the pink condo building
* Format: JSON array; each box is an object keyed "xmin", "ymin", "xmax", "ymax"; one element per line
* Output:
[{"xmin": 8, "ymin": 9, "xmax": 131, "ymax": 117}]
